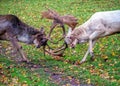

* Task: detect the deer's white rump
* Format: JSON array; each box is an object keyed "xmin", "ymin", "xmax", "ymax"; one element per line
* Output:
[{"xmin": 65, "ymin": 10, "xmax": 120, "ymax": 63}]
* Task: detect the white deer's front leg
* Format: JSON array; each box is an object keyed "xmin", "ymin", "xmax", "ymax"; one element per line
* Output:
[
  {"xmin": 80, "ymin": 47, "xmax": 90, "ymax": 64},
  {"xmin": 89, "ymin": 30, "xmax": 105, "ymax": 60},
  {"xmin": 80, "ymin": 40, "xmax": 96, "ymax": 64},
  {"xmin": 89, "ymin": 39, "xmax": 94, "ymax": 57}
]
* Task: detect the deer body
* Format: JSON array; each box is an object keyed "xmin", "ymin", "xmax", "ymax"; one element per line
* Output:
[
  {"xmin": 65, "ymin": 10, "xmax": 120, "ymax": 63},
  {"xmin": 0, "ymin": 14, "xmax": 46, "ymax": 62}
]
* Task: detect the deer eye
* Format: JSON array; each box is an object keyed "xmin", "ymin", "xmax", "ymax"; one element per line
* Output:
[
  {"xmin": 69, "ymin": 37, "xmax": 72, "ymax": 39},
  {"xmin": 70, "ymin": 36, "xmax": 73, "ymax": 40}
]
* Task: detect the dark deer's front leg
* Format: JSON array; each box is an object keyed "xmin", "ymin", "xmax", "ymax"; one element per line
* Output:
[{"xmin": 7, "ymin": 33, "xmax": 29, "ymax": 62}]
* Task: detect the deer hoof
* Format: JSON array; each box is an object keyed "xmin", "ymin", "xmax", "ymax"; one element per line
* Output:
[
  {"xmin": 89, "ymin": 52, "xmax": 95, "ymax": 61},
  {"xmin": 80, "ymin": 60, "xmax": 86, "ymax": 64},
  {"xmin": 22, "ymin": 59, "xmax": 30, "ymax": 63},
  {"xmin": 90, "ymin": 56, "xmax": 95, "ymax": 61},
  {"xmin": 90, "ymin": 52, "xmax": 94, "ymax": 57}
]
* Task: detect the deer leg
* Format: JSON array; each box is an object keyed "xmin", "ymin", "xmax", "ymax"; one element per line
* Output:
[
  {"xmin": 89, "ymin": 30, "xmax": 105, "ymax": 60},
  {"xmin": 7, "ymin": 33, "xmax": 29, "ymax": 62},
  {"xmin": 89, "ymin": 40, "xmax": 94, "ymax": 58},
  {"xmin": 80, "ymin": 40, "xmax": 96, "ymax": 64},
  {"xmin": 89, "ymin": 40, "xmax": 96, "ymax": 60}
]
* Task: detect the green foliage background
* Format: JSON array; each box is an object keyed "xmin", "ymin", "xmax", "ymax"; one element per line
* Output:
[{"xmin": 0, "ymin": 0, "xmax": 120, "ymax": 86}]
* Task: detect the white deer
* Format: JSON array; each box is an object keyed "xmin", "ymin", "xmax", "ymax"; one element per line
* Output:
[{"xmin": 65, "ymin": 10, "xmax": 120, "ymax": 64}]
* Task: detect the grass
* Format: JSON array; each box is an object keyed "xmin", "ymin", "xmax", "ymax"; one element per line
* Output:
[{"xmin": 0, "ymin": 0, "xmax": 120, "ymax": 86}]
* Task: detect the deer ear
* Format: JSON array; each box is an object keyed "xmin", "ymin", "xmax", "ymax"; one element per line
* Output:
[{"xmin": 40, "ymin": 27, "xmax": 45, "ymax": 33}]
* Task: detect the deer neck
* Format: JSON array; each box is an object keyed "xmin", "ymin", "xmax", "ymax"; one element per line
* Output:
[{"xmin": 75, "ymin": 26, "xmax": 89, "ymax": 43}]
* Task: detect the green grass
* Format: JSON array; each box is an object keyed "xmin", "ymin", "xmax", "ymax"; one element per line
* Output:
[{"xmin": 0, "ymin": 0, "xmax": 120, "ymax": 86}]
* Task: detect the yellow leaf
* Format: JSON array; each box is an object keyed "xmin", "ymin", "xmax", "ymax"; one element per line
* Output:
[
  {"xmin": 112, "ymin": 52, "xmax": 115, "ymax": 56},
  {"xmin": 66, "ymin": 83, "xmax": 71, "ymax": 86},
  {"xmin": 0, "ymin": 64, "xmax": 3, "ymax": 69},
  {"xmin": 86, "ymin": 79, "xmax": 91, "ymax": 84},
  {"xmin": 67, "ymin": 76, "xmax": 72, "ymax": 80},
  {"xmin": 98, "ymin": 63, "xmax": 103, "ymax": 67},
  {"xmin": 102, "ymin": 55, "xmax": 108, "ymax": 59},
  {"xmin": 22, "ymin": 83, "xmax": 28, "ymax": 86}
]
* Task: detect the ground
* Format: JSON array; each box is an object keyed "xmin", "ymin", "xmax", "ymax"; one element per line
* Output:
[{"xmin": 0, "ymin": 0, "xmax": 120, "ymax": 86}]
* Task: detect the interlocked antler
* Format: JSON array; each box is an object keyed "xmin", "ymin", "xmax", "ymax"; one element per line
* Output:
[
  {"xmin": 41, "ymin": 8, "xmax": 78, "ymax": 37},
  {"xmin": 41, "ymin": 8, "xmax": 78, "ymax": 56},
  {"xmin": 41, "ymin": 8, "xmax": 60, "ymax": 20},
  {"xmin": 61, "ymin": 15, "xmax": 78, "ymax": 30}
]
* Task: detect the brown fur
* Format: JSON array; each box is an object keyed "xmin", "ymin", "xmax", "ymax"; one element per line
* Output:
[{"xmin": 0, "ymin": 14, "xmax": 47, "ymax": 62}]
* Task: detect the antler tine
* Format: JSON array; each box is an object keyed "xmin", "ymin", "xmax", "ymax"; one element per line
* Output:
[
  {"xmin": 61, "ymin": 15, "xmax": 78, "ymax": 29},
  {"xmin": 45, "ymin": 49, "xmax": 64, "ymax": 56},
  {"xmin": 41, "ymin": 10, "xmax": 53, "ymax": 19},
  {"xmin": 41, "ymin": 8, "xmax": 78, "ymax": 29},
  {"xmin": 51, "ymin": 42, "xmax": 68, "ymax": 53},
  {"xmin": 47, "ymin": 8, "xmax": 60, "ymax": 17},
  {"xmin": 44, "ymin": 42, "xmax": 67, "ymax": 56},
  {"xmin": 41, "ymin": 8, "xmax": 60, "ymax": 20}
]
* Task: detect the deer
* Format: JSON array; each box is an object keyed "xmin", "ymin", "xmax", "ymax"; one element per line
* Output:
[
  {"xmin": 41, "ymin": 8, "xmax": 78, "ymax": 56},
  {"xmin": 0, "ymin": 14, "xmax": 48, "ymax": 62},
  {"xmin": 65, "ymin": 10, "xmax": 120, "ymax": 64}
]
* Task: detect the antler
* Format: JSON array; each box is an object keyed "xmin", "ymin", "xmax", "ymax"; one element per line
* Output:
[
  {"xmin": 42, "ymin": 40, "xmax": 68, "ymax": 56},
  {"xmin": 41, "ymin": 8, "xmax": 60, "ymax": 20},
  {"xmin": 41, "ymin": 8, "xmax": 78, "ymax": 56},
  {"xmin": 44, "ymin": 42, "xmax": 68, "ymax": 56},
  {"xmin": 41, "ymin": 8, "xmax": 78, "ymax": 29},
  {"xmin": 61, "ymin": 15, "xmax": 78, "ymax": 30}
]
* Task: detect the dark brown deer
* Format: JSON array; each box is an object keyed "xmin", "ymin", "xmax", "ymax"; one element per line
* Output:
[
  {"xmin": 0, "ymin": 14, "xmax": 47, "ymax": 62},
  {"xmin": 41, "ymin": 9, "xmax": 78, "ymax": 56}
]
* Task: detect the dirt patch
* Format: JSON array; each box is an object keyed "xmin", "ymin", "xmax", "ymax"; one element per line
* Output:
[
  {"xmin": 15, "ymin": 61, "xmax": 94, "ymax": 86},
  {"xmin": 0, "ymin": 43, "xmax": 94, "ymax": 86},
  {"xmin": 44, "ymin": 67, "xmax": 93, "ymax": 86},
  {"xmin": 50, "ymin": 73, "xmax": 80, "ymax": 86}
]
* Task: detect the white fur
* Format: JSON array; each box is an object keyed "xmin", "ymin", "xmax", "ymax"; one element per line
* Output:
[{"xmin": 65, "ymin": 10, "xmax": 120, "ymax": 63}]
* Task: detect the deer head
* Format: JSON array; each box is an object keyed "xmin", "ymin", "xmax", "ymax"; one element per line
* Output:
[{"xmin": 33, "ymin": 27, "xmax": 47, "ymax": 48}]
